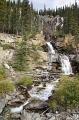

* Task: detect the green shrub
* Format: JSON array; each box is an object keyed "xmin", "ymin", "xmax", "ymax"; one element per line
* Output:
[
  {"xmin": 31, "ymin": 43, "xmax": 37, "ymax": 51},
  {"xmin": 48, "ymin": 75, "xmax": 79, "ymax": 111},
  {"xmin": 0, "ymin": 74, "xmax": 4, "ymax": 80},
  {"xmin": 52, "ymin": 30, "xmax": 65, "ymax": 37},
  {"xmin": 0, "ymin": 65, "xmax": 7, "ymax": 79},
  {"xmin": 0, "ymin": 81, "xmax": 14, "ymax": 94},
  {"xmin": 33, "ymin": 52, "xmax": 40, "ymax": 61},
  {"xmin": 63, "ymin": 45, "xmax": 74, "ymax": 53},
  {"xmin": 18, "ymin": 76, "xmax": 33, "ymax": 86},
  {"xmin": 12, "ymin": 46, "xmax": 29, "ymax": 71},
  {"xmin": 13, "ymin": 41, "xmax": 25, "ymax": 46},
  {"xmin": 1, "ymin": 44, "xmax": 14, "ymax": 50}
]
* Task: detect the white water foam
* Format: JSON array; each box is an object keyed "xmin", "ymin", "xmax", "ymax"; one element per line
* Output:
[
  {"xmin": 28, "ymin": 83, "xmax": 54, "ymax": 101},
  {"xmin": 11, "ymin": 98, "xmax": 31, "ymax": 113},
  {"xmin": 60, "ymin": 55, "xmax": 73, "ymax": 75},
  {"xmin": 47, "ymin": 42, "xmax": 55, "ymax": 54}
]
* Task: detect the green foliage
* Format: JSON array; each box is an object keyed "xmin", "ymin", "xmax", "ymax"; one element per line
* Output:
[
  {"xmin": 31, "ymin": 51, "xmax": 40, "ymax": 61},
  {"xmin": 30, "ymin": 43, "xmax": 37, "ymax": 51},
  {"xmin": 0, "ymin": 0, "xmax": 6, "ymax": 32},
  {"xmin": 0, "ymin": 81, "xmax": 14, "ymax": 94},
  {"xmin": 48, "ymin": 100, "xmax": 57, "ymax": 109},
  {"xmin": 1, "ymin": 44, "xmax": 14, "ymax": 50},
  {"xmin": 52, "ymin": 30, "xmax": 65, "ymax": 37},
  {"xmin": 12, "ymin": 46, "xmax": 29, "ymax": 71},
  {"xmin": 0, "ymin": 64, "xmax": 14, "ymax": 95},
  {"xmin": 49, "ymin": 75, "xmax": 79, "ymax": 111},
  {"xmin": 13, "ymin": 41, "xmax": 25, "ymax": 46},
  {"xmin": 0, "ymin": 65, "xmax": 7, "ymax": 79},
  {"xmin": 0, "ymin": 74, "xmax": 5, "ymax": 81},
  {"xmin": 63, "ymin": 45, "xmax": 74, "ymax": 53},
  {"xmin": 18, "ymin": 76, "xmax": 33, "ymax": 86}
]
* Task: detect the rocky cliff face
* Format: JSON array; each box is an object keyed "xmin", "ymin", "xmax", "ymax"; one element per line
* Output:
[
  {"xmin": 0, "ymin": 15, "xmax": 79, "ymax": 73},
  {"xmin": 38, "ymin": 15, "xmax": 63, "ymax": 36}
]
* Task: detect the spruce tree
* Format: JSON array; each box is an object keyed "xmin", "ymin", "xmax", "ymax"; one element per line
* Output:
[
  {"xmin": 4, "ymin": 0, "xmax": 11, "ymax": 33},
  {"xmin": 0, "ymin": 0, "xmax": 6, "ymax": 32}
]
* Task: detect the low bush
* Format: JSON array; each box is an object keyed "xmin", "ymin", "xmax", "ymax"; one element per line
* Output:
[
  {"xmin": 48, "ymin": 75, "xmax": 79, "ymax": 111},
  {"xmin": 63, "ymin": 45, "xmax": 74, "ymax": 53},
  {"xmin": 0, "ymin": 74, "xmax": 4, "ymax": 80},
  {"xmin": 0, "ymin": 81, "xmax": 14, "ymax": 94},
  {"xmin": 0, "ymin": 65, "xmax": 7, "ymax": 79},
  {"xmin": 18, "ymin": 76, "xmax": 33, "ymax": 86},
  {"xmin": 1, "ymin": 44, "xmax": 14, "ymax": 50}
]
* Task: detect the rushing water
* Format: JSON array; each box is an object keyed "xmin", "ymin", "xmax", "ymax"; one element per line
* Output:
[
  {"xmin": 47, "ymin": 42, "xmax": 73, "ymax": 75},
  {"xmin": 46, "ymin": 42, "xmax": 55, "ymax": 70},
  {"xmin": 46, "ymin": 42, "xmax": 55, "ymax": 54},
  {"xmin": 10, "ymin": 82, "xmax": 56, "ymax": 113},
  {"xmin": 10, "ymin": 42, "xmax": 73, "ymax": 113},
  {"xmin": 28, "ymin": 83, "xmax": 54, "ymax": 101},
  {"xmin": 11, "ymin": 98, "xmax": 31, "ymax": 113},
  {"xmin": 60, "ymin": 55, "xmax": 73, "ymax": 75}
]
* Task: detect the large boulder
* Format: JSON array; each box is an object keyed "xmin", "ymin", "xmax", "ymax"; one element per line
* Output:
[
  {"xmin": 0, "ymin": 96, "xmax": 6, "ymax": 114},
  {"xmin": 24, "ymin": 100, "xmax": 48, "ymax": 110}
]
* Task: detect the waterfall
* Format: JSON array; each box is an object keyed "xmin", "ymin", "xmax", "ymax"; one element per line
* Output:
[
  {"xmin": 11, "ymin": 98, "xmax": 31, "ymax": 113},
  {"xmin": 47, "ymin": 42, "xmax": 55, "ymax": 70},
  {"xmin": 47, "ymin": 42, "xmax": 55, "ymax": 54},
  {"xmin": 46, "ymin": 42, "xmax": 73, "ymax": 75},
  {"xmin": 28, "ymin": 83, "xmax": 55, "ymax": 101},
  {"xmin": 60, "ymin": 55, "xmax": 73, "ymax": 75},
  {"xmin": 10, "ymin": 83, "xmax": 55, "ymax": 113}
]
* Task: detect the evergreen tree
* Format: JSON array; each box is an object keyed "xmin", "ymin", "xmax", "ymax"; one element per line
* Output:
[
  {"xmin": 0, "ymin": 0, "xmax": 6, "ymax": 32},
  {"xmin": 10, "ymin": 1, "xmax": 17, "ymax": 34},
  {"xmin": 16, "ymin": 0, "xmax": 21, "ymax": 35},
  {"xmin": 21, "ymin": 0, "xmax": 31, "ymax": 39},
  {"xmin": 4, "ymin": 0, "xmax": 10, "ymax": 33}
]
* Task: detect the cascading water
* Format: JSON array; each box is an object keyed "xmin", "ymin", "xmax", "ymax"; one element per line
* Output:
[
  {"xmin": 11, "ymin": 98, "xmax": 31, "ymax": 113},
  {"xmin": 28, "ymin": 83, "xmax": 55, "ymax": 101},
  {"xmin": 47, "ymin": 41, "xmax": 73, "ymax": 75},
  {"xmin": 46, "ymin": 42, "xmax": 55, "ymax": 70},
  {"xmin": 10, "ymin": 82, "xmax": 56, "ymax": 113},
  {"xmin": 60, "ymin": 55, "xmax": 73, "ymax": 75},
  {"xmin": 10, "ymin": 42, "xmax": 73, "ymax": 114},
  {"xmin": 47, "ymin": 42, "xmax": 55, "ymax": 54}
]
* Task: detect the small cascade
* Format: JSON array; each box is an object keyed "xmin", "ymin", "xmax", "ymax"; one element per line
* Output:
[
  {"xmin": 10, "ymin": 83, "xmax": 56, "ymax": 113},
  {"xmin": 60, "ymin": 55, "xmax": 73, "ymax": 75},
  {"xmin": 11, "ymin": 98, "xmax": 31, "ymax": 113},
  {"xmin": 46, "ymin": 41, "xmax": 73, "ymax": 75},
  {"xmin": 28, "ymin": 83, "xmax": 54, "ymax": 101},
  {"xmin": 47, "ymin": 42, "xmax": 55, "ymax": 54},
  {"xmin": 47, "ymin": 42, "xmax": 55, "ymax": 70}
]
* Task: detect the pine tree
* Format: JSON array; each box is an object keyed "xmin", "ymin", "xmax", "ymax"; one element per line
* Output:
[
  {"xmin": 0, "ymin": 0, "xmax": 6, "ymax": 32},
  {"xmin": 10, "ymin": 1, "xmax": 17, "ymax": 34},
  {"xmin": 16, "ymin": 0, "xmax": 21, "ymax": 36},
  {"xmin": 4, "ymin": 0, "xmax": 11, "ymax": 33}
]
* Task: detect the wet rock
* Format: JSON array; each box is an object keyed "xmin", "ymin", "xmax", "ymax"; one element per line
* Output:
[
  {"xmin": 20, "ymin": 110, "xmax": 34, "ymax": 120},
  {"xmin": 0, "ymin": 116, "xmax": 4, "ymax": 120},
  {"xmin": 19, "ymin": 95, "xmax": 25, "ymax": 100},
  {"xmin": 25, "ymin": 100, "xmax": 48, "ymax": 110},
  {"xmin": 11, "ymin": 113, "xmax": 20, "ymax": 119},
  {"xmin": 66, "ymin": 117, "xmax": 73, "ymax": 120},
  {"xmin": 36, "ymin": 117, "xmax": 47, "ymax": 120},
  {"xmin": 6, "ymin": 94, "xmax": 12, "ymax": 101},
  {"xmin": 32, "ymin": 113, "xmax": 40, "ymax": 120},
  {"xmin": 46, "ymin": 113, "xmax": 53, "ymax": 119},
  {"xmin": 55, "ymin": 112, "xmax": 70, "ymax": 120},
  {"xmin": 9, "ymin": 98, "xmax": 23, "ymax": 106},
  {"xmin": 0, "ymin": 97, "xmax": 6, "ymax": 114},
  {"xmin": 76, "ymin": 54, "xmax": 79, "ymax": 63},
  {"xmin": 49, "ymin": 116, "xmax": 55, "ymax": 120}
]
